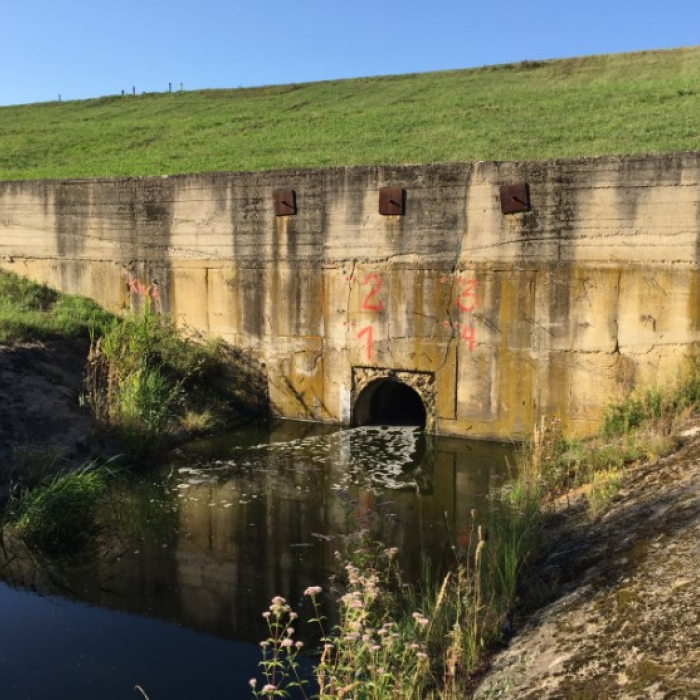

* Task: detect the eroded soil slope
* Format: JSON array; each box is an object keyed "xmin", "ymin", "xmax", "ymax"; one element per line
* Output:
[
  {"xmin": 474, "ymin": 424, "xmax": 700, "ymax": 699},
  {"xmin": 0, "ymin": 340, "xmax": 108, "ymax": 497}
]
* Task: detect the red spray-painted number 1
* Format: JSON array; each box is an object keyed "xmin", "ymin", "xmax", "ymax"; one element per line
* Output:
[
  {"xmin": 361, "ymin": 273, "xmax": 383, "ymax": 312},
  {"xmin": 357, "ymin": 325, "xmax": 373, "ymax": 362}
]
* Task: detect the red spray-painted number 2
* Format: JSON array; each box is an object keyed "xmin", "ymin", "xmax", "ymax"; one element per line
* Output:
[
  {"xmin": 455, "ymin": 279, "xmax": 478, "ymax": 312},
  {"xmin": 361, "ymin": 273, "xmax": 383, "ymax": 312},
  {"xmin": 357, "ymin": 325, "xmax": 374, "ymax": 362}
]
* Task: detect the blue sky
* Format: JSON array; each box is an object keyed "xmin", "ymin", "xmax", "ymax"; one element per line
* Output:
[{"xmin": 1, "ymin": 0, "xmax": 698, "ymax": 107}]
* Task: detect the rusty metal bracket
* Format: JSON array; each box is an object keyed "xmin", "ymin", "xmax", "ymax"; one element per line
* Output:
[
  {"xmin": 499, "ymin": 183, "xmax": 530, "ymax": 214},
  {"xmin": 273, "ymin": 189, "xmax": 297, "ymax": 216},
  {"xmin": 379, "ymin": 187, "xmax": 406, "ymax": 216}
]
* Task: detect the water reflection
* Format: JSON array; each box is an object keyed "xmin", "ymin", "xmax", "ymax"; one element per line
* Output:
[{"xmin": 0, "ymin": 422, "xmax": 512, "ymax": 699}]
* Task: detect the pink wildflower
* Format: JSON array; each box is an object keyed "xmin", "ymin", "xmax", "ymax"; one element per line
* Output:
[
  {"xmin": 412, "ymin": 612, "xmax": 429, "ymax": 626},
  {"xmin": 303, "ymin": 585, "xmax": 323, "ymax": 596}
]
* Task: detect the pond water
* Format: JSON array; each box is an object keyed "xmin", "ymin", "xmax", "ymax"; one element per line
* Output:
[{"xmin": 0, "ymin": 421, "xmax": 513, "ymax": 700}]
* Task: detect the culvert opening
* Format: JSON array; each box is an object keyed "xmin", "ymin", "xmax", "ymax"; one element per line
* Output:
[{"xmin": 353, "ymin": 379, "xmax": 427, "ymax": 429}]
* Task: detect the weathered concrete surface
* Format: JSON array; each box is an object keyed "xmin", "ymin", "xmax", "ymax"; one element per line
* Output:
[
  {"xmin": 2, "ymin": 154, "xmax": 700, "ymax": 438},
  {"xmin": 473, "ymin": 422, "xmax": 700, "ymax": 699}
]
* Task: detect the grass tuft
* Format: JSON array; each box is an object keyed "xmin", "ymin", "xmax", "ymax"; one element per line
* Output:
[{"xmin": 4, "ymin": 463, "xmax": 113, "ymax": 556}]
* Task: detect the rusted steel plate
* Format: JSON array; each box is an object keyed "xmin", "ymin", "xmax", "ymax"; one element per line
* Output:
[
  {"xmin": 273, "ymin": 189, "xmax": 297, "ymax": 216},
  {"xmin": 499, "ymin": 183, "xmax": 530, "ymax": 214},
  {"xmin": 379, "ymin": 186, "xmax": 406, "ymax": 216}
]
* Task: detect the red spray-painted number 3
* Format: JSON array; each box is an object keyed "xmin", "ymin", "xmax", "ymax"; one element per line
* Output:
[
  {"xmin": 361, "ymin": 273, "xmax": 383, "ymax": 312},
  {"xmin": 455, "ymin": 279, "xmax": 478, "ymax": 312}
]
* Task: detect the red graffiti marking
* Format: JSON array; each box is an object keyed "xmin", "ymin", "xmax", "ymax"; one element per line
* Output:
[
  {"xmin": 128, "ymin": 277, "xmax": 160, "ymax": 301},
  {"xmin": 357, "ymin": 325, "xmax": 374, "ymax": 362},
  {"xmin": 361, "ymin": 273, "xmax": 383, "ymax": 312},
  {"xmin": 455, "ymin": 278, "xmax": 479, "ymax": 312},
  {"xmin": 461, "ymin": 326, "xmax": 476, "ymax": 353}
]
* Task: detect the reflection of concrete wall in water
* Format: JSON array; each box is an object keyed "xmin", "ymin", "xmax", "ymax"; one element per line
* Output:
[
  {"xmin": 166, "ymin": 433, "xmax": 506, "ymax": 640},
  {"xmin": 0, "ymin": 432, "xmax": 508, "ymax": 642},
  {"xmin": 2, "ymin": 154, "xmax": 700, "ymax": 438}
]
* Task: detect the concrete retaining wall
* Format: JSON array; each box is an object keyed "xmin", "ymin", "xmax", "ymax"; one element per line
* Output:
[{"xmin": 2, "ymin": 153, "xmax": 700, "ymax": 439}]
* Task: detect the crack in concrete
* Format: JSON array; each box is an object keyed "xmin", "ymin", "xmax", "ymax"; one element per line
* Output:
[
  {"xmin": 613, "ymin": 269, "xmax": 622, "ymax": 354},
  {"xmin": 344, "ymin": 259, "xmax": 358, "ymax": 344}
]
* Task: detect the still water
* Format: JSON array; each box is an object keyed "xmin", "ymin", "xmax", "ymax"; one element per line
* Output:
[{"xmin": 0, "ymin": 421, "xmax": 512, "ymax": 700}]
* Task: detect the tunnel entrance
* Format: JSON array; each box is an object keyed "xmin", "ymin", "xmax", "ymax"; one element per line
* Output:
[{"xmin": 352, "ymin": 379, "xmax": 427, "ymax": 429}]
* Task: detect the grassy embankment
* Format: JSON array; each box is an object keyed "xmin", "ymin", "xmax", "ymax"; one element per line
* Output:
[
  {"xmin": 1, "ymin": 45, "xmax": 700, "ymax": 181},
  {"xmin": 0, "ymin": 267, "xmax": 111, "ymax": 344},
  {"xmin": 0, "ymin": 269, "xmax": 266, "ymax": 555},
  {"xmin": 0, "ymin": 268, "xmax": 264, "ymax": 452},
  {"xmin": 252, "ymin": 369, "xmax": 700, "ymax": 699}
]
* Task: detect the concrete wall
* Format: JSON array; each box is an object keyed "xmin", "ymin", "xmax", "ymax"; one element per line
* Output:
[{"xmin": 2, "ymin": 153, "xmax": 700, "ymax": 439}]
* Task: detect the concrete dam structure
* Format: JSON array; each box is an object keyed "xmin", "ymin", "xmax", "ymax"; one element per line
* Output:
[{"xmin": 1, "ymin": 153, "xmax": 700, "ymax": 439}]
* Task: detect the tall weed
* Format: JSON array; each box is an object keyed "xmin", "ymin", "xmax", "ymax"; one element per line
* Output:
[
  {"xmin": 252, "ymin": 514, "xmax": 542, "ymax": 699},
  {"xmin": 86, "ymin": 310, "xmax": 185, "ymax": 453},
  {"xmin": 85, "ymin": 307, "xmax": 259, "ymax": 454}
]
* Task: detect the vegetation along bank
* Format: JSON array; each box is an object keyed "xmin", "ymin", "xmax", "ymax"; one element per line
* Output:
[
  {"xmin": 245, "ymin": 365, "xmax": 700, "ymax": 698},
  {"xmin": 0, "ymin": 269, "xmax": 267, "ymax": 499},
  {"xmin": 2, "ymin": 268, "xmax": 700, "ymax": 697}
]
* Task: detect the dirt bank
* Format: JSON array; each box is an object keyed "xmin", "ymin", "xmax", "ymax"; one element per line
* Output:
[
  {"xmin": 473, "ymin": 422, "xmax": 700, "ymax": 699},
  {"xmin": 0, "ymin": 340, "xmax": 115, "ymax": 497}
]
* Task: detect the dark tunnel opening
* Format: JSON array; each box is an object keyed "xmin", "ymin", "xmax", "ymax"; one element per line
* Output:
[{"xmin": 353, "ymin": 379, "xmax": 427, "ymax": 429}]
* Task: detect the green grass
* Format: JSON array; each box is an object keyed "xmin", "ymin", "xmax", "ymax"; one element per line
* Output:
[
  {"xmin": 4, "ymin": 463, "xmax": 113, "ymax": 556},
  {"xmin": 0, "ymin": 269, "xmax": 112, "ymax": 343},
  {"xmin": 511, "ymin": 362, "xmax": 700, "ymax": 521},
  {"xmin": 1, "ymin": 46, "xmax": 700, "ymax": 180}
]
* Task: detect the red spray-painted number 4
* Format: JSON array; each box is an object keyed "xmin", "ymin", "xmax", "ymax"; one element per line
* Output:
[
  {"xmin": 461, "ymin": 326, "xmax": 476, "ymax": 353},
  {"xmin": 361, "ymin": 273, "xmax": 383, "ymax": 312},
  {"xmin": 357, "ymin": 325, "xmax": 374, "ymax": 362}
]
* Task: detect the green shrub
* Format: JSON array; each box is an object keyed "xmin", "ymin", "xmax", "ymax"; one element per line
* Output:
[
  {"xmin": 602, "ymin": 397, "xmax": 647, "ymax": 437},
  {"xmin": 602, "ymin": 370, "xmax": 700, "ymax": 438}
]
